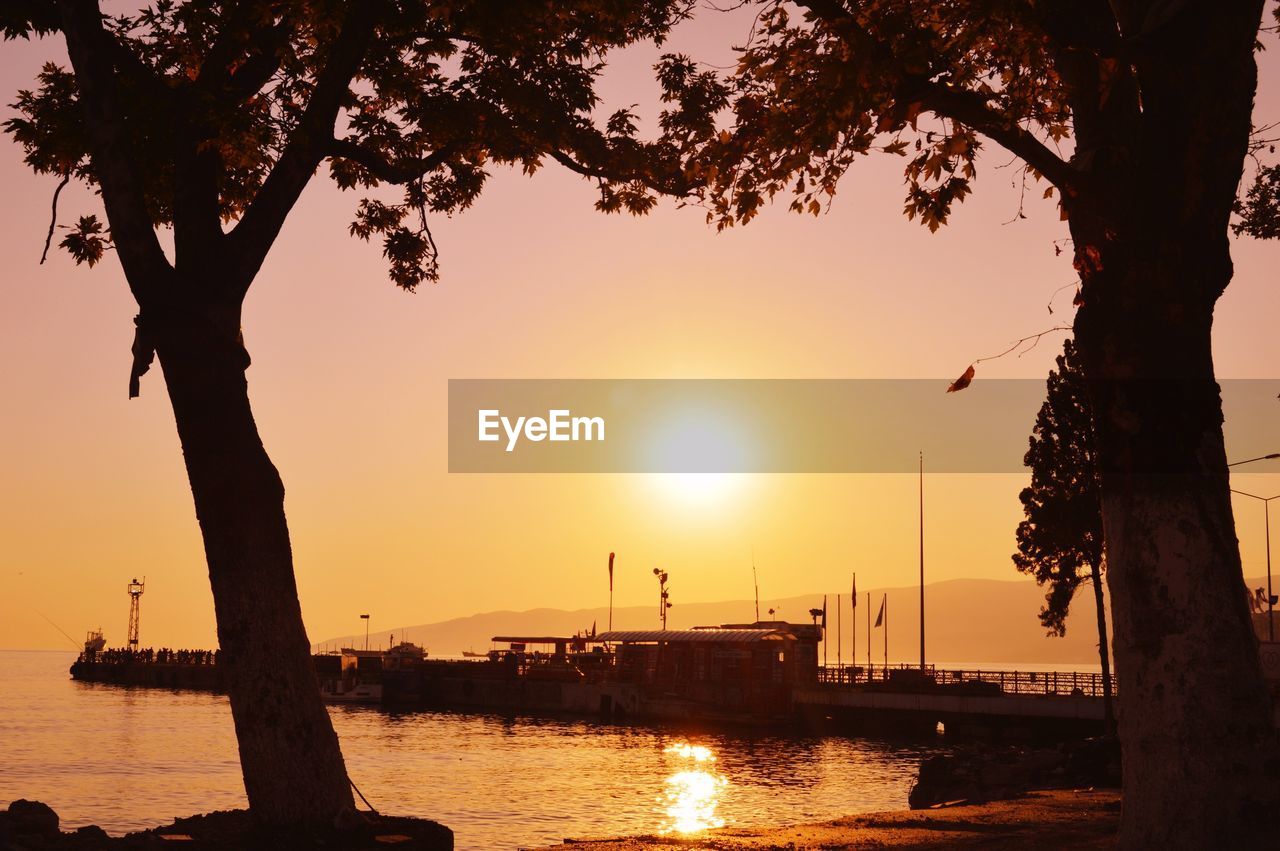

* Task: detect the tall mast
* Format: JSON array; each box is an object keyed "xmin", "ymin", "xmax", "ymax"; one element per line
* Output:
[{"xmin": 919, "ymin": 450, "xmax": 926, "ymax": 673}]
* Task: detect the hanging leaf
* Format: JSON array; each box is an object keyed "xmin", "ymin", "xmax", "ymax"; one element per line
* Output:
[{"xmin": 947, "ymin": 364, "xmax": 975, "ymax": 393}]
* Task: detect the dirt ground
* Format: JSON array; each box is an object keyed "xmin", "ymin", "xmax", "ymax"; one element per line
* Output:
[{"xmin": 536, "ymin": 789, "xmax": 1121, "ymax": 850}]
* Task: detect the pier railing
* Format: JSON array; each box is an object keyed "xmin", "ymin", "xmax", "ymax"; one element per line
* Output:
[{"xmin": 818, "ymin": 664, "xmax": 1116, "ymax": 699}]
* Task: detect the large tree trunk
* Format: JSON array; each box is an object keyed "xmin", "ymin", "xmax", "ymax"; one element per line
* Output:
[
  {"xmin": 1072, "ymin": 214, "xmax": 1280, "ymax": 849},
  {"xmin": 1063, "ymin": 3, "xmax": 1279, "ymax": 845},
  {"xmin": 150, "ymin": 305, "xmax": 354, "ymax": 825},
  {"xmin": 1083, "ymin": 343, "xmax": 1278, "ymax": 847}
]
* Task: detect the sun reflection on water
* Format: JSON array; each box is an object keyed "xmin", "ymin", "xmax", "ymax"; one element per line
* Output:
[{"xmin": 659, "ymin": 742, "xmax": 729, "ymax": 834}]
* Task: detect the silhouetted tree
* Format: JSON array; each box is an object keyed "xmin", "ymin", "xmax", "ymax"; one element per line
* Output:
[
  {"xmin": 2, "ymin": 0, "xmax": 706, "ymax": 827},
  {"xmin": 652, "ymin": 1, "xmax": 1279, "ymax": 843},
  {"xmin": 1014, "ymin": 339, "xmax": 1113, "ymax": 732},
  {"xmin": 1234, "ymin": 7, "xmax": 1280, "ymax": 243}
]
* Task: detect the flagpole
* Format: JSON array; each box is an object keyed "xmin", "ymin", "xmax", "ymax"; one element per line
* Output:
[
  {"xmin": 851, "ymin": 573, "xmax": 857, "ymax": 682},
  {"xmin": 836, "ymin": 593, "xmax": 842, "ymax": 676},
  {"xmin": 752, "ymin": 552, "xmax": 760, "ymax": 622},
  {"xmin": 608, "ymin": 552, "xmax": 615, "ymax": 632},
  {"xmin": 883, "ymin": 592, "xmax": 888, "ymax": 674},
  {"xmin": 866, "ymin": 591, "xmax": 871, "ymax": 674}
]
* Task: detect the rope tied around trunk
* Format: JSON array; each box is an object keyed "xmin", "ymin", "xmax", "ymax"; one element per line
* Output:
[
  {"xmin": 127, "ymin": 310, "xmax": 252, "ymax": 399},
  {"xmin": 128, "ymin": 313, "xmax": 154, "ymax": 399}
]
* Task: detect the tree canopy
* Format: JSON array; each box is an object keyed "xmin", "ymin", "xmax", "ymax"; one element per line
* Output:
[
  {"xmin": 669, "ymin": 0, "xmax": 1080, "ymax": 233},
  {"xmin": 2, "ymin": 0, "xmax": 725, "ymax": 294}
]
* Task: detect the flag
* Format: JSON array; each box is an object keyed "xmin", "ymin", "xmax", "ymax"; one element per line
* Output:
[
  {"xmin": 874, "ymin": 594, "xmax": 886, "ymax": 628},
  {"xmin": 591, "ymin": 620, "xmax": 596, "ymax": 637},
  {"xmin": 822, "ymin": 594, "xmax": 828, "ymax": 627},
  {"xmin": 608, "ymin": 552, "xmax": 615, "ymax": 591},
  {"xmin": 852, "ymin": 573, "xmax": 857, "ymax": 606}
]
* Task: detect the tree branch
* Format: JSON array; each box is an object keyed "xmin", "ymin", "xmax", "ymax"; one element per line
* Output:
[
  {"xmin": 794, "ymin": 0, "xmax": 1079, "ymax": 191},
  {"xmin": 195, "ymin": 0, "xmax": 256, "ymax": 91},
  {"xmin": 547, "ymin": 147, "xmax": 692, "ymax": 197},
  {"xmin": 547, "ymin": 149, "xmax": 613, "ymax": 180},
  {"xmin": 975, "ymin": 325, "xmax": 1073, "ymax": 364},
  {"xmin": 227, "ymin": 1, "xmax": 379, "ymax": 286},
  {"xmin": 55, "ymin": 0, "xmax": 171, "ymax": 298},
  {"xmin": 915, "ymin": 85, "xmax": 1079, "ymax": 190},
  {"xmin": 197, "ymin": 3, "xmax": 293, "ymax": 103},
  {"xmin": 40, "ymin": 173, "xmax": 71, "ymax": 264},
  {"xmin": 329, "ymin": 137, "xmax": 460, "ymax": 184}
]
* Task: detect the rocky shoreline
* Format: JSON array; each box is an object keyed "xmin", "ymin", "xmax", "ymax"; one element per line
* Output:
[
  {"xmin": 0, "ymin": 801, "xmax": 452, "ymax": 850},
  {"xmin": 908, "ymin": 737, "xmax": 1120, "ymax": 809}
]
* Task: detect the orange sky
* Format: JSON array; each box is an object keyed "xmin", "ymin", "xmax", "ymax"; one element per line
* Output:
[{"xmin": 2, "ymin": 8, "xmax": 1278, "ymax": 651}]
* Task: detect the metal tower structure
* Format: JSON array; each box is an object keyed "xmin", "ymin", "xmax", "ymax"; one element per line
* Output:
[
  {"xmin": 653, "ymin": 568, "xmax": 671, "ymax": 630},
  {"xmin": 126, "ymin": 577, "xmax": 145, "ymax": 649}
]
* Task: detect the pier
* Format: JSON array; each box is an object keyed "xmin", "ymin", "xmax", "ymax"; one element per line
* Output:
[
  {"xmin": 69, "ymin": 635, "xmax": 1118, "ymax": 737},
  {"xmin": 798, "ymin": 664, "xmax": 1112, "ymax": 736}
]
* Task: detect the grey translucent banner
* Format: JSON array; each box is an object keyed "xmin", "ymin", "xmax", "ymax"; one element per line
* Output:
[{"xmin": 447, "ymin": 379, "xmax": 1280, "ymax": 473}]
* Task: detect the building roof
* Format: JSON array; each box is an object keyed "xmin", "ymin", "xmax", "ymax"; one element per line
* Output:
[
  {"xmin": 490, "ymin": 636, "xmax": 587, "ymax": 644},
  {"xmin": 596, "ymin": 629, "xmax": 791, "ymax": 644}
]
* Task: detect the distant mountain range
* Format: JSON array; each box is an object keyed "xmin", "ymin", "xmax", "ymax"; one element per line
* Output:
[{"xmin": 320, "ymin": 577, "xmax": 1134, "ymax": 666}]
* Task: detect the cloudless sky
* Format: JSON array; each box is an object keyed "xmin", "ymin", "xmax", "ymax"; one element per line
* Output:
[{"xmin": 2, "ymin": 6, "xmax": 1278, "ymax": 651}]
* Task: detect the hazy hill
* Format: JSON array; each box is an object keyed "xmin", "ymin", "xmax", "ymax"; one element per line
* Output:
[{"xmin": 321, "ymin": 577, "xmax": 1128, "ymax": 666}]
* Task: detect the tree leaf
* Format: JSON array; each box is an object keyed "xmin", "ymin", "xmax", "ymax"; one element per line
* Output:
[{"xmin": 947, "ymin": 364, "xmax": 975, "ymax": 393}]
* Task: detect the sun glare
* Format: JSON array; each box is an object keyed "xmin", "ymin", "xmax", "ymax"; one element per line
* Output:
[
  {"xmin": 656, "ymin": 473, "xmax": 744, "ymax": 506},
  {"xmin": 659, "ymin": 742, "xmax": 729, "ymax": 834}
]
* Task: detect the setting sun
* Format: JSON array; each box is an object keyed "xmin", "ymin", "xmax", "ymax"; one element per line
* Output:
[{"xmin": 652, "ymin": 473, "xmax": 750, "ymax": 509}]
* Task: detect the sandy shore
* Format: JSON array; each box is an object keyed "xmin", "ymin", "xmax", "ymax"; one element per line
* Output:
[{"xmin": 537, "ymin": 789, "xmax": 1120, "ymax": 850}]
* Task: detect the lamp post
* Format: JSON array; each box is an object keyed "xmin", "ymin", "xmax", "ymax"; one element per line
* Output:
[
  {"xmin": 653, "ymin": 569, "xmax": 671, "ymax": 630},
  {"xmin": 1228, "ymin": 451, "xmax": 1280, "ymax": 643},
  {"xmin": 360, "ymin": 613, "xmax": 370, "ymax": 650}
]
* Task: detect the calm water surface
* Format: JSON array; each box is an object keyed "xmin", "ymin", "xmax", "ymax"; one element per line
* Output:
[{"xmin": 1, "ymin": 650, "xmax": 948, "ymax": 849}]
